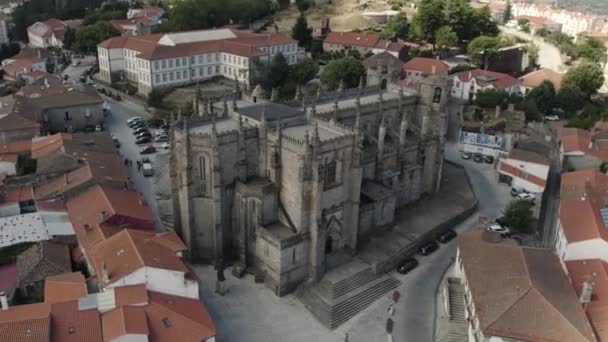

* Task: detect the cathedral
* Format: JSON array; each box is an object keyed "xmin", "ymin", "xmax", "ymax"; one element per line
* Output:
[{"xmin": 170, "ymin": 74, "xmax": 451, "ymax": 296}]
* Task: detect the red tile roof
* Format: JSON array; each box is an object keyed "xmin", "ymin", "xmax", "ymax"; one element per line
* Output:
[
  {"xmin": 0, "ymin": 302, "xmax": 51, "ymax": 342},
  {"xmin": 519, "ymin": 68, "xmax": 562, "ymax": 90},
  {"xmin": 0, "ymin": 140, "xmax": 32, "ymax": 154},
  {"xmin": 44, "ymin": 272, "xmax": 87, "ymax": 304},
  {"xmin": 560, "ymin": 170, "xmax": 608, "ymax": 243},
  {"xmin": 453, "ymin": 68, "xmax": 519, "ymax": 90},
  {"xmin": 89, "ymin": 229, "xmax": 188, "ymax": 287},
  {"xmin": 31, "ymin": 133, "xmax": 71, "ymax": 159},
  {"xmin": 325, "ymin": 31, "xmax": 381, "ymax": 48},
  {"xmin": 403, "ymin": 57, "xmax": 449, "ymax": 76},
  {"xmin": 0, "ymin": 263, "xmax": 17, "ymax": 293},
  {"xmin": 50, "ymin": 300, "xmax": 102, "ymax": 342},
  {"xmin": 102, "ymin": 306, "xmax": 148, "ymax": 341},
  {"xmin": 113, "ymin": 284, "xmax": 149, "ymax": 307}
]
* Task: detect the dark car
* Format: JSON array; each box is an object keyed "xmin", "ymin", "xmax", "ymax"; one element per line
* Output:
[
  {"xmin": 484, "ymin": 155, "xmax": 494, "ymax": 164},
  {"xmin": 136, "ymin": 132, "xmax": 152, "ymax": 140},
  {"xmin": 396, "ymin": 258, "xmax": 418, "ymax": 274},
  {"xmin": 419, "ymin": 241, "xmax": 439, "ymax": 256},
  {"xmin": 128, "ymin": 119, "xmax": 144, "ymax": 128},
  {"xmin": 135, "ymin": 136, "xmax": 152, "ymax": 145},
  {"xmin": 473, "ymin": 154, "xmax": 483, "ymax": 163},
  {"xmin": 140, "ymin": 146, "xmax": 156, "ymax": 154},
  {"xmin": 112, "ymin": 93, "xmax": 122, "ymax": 101},
  {"xmin": 155, "ymin": 135, "xmax": 169, "ymax": 142},
  {"xmin": 133, "ymin": 127, "xmax": 148, "ymax": 135},
  {"xmin": 99, "ymin": 88, "xmax": 107, "ymax": 95},
  {"xmin": 437, "ymin": 229, "xmax": 457, "ymax": 243}
]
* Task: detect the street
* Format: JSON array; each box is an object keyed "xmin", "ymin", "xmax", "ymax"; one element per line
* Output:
[{"xmin": 500, "ymin": 26, "xmax": 565, "ymax": 72}]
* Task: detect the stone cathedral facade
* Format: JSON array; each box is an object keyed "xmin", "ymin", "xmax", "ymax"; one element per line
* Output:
[{"xmin": 170, "ymin": 75, "xmax": 451, "ymax": 296}]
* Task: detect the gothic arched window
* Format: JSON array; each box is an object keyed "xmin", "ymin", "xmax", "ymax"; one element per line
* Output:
[{"xmin": 433, "ymin": 87, "xmax": 442, "ymax": 103}]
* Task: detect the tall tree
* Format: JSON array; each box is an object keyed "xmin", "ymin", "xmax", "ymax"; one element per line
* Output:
[
  {"xmin": 320, "ymin": 57, "xmax": 365, "ymax": 90},
  {"xmin": 381, "ymin": 12, "xmax": 409, "ymax": 41},
  {"xmin": 269, "ymin": 52, "xmax": 291, "ymax": 89},
  {"xmin": 446, "ymin": 0, "xmax": 474, "ymax": 44},
  {"xmin": 74, "ymin": 21, "xmax": 119, "ymax": 53},
  {"xmin": 504, "ymin": 200, "xmax": 535, "ymax": 234},
  {"xmin": 435, "ymin": 26, "xmax": 458, "ymax": 53},
  {"xmin": 503, "ymin": 0, "xmax": 512, "ymax": 24},
  {"xmin": 291, "ymin": 15, "xmax": 312, "ymax": 49},
  {"xmin": 472, "ymin": 6, "xmax": 499, "ymax": 37},
  {"xmin": 526, "ymin": 80, "xmax": 556, "ymax": 115},
  {"xmin": 467, "ymin": 35, "xmax": 502, "ymax": 68},
  {"xmin": 412, "ymin": 0, "xmax": 446, "ymax": 47},
  {"xmin": 562, "ymin": 62, "xmax": 605, "ymax": 99},
  {"xmin": 290, "ymin": 58, "xmax": 318, "ymax": 84}
]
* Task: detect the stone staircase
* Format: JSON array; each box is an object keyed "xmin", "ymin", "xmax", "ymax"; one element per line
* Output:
[
  {"xmin": 296, "ymin": 261, "xmax": 400, "ymax": 330},
  {"xmin": 438, "ymin": 278, "xmax": 468, "ymax": 342}
]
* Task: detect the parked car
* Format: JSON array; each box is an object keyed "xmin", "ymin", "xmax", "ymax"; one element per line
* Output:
[
  {"xmin": 161, "ymin": 142, "xmax": 170, "ymax": 149},
  {"xmin": 99, "ymin": 88, "xmax": 107, "ymax": 95},
  {"xmin": 461, "ymin": 152, "xmax": 471, "ymax": 160},
  {"xmin": 133, "ymin": 127, "xmax": 148, "ymax": 135},
  {"xmin": 79, "ymin": 76, "xmax": 86, "ymax": 83},
  {"xmin": 545, "ymin": 115, "xmax": 559, "ymax": 121},
  {"xmin": 495, "ymin": 216, "xmax": 507, "ymax": 227},
  {"xmin": 136, "ymin": 131, "xmax": 152, "ymax": 139},
  {"xmin": 112, "ymin": 93, "xmax": 122, "ymax": 101},
  {"xmin": 516, "ymin": 192, "xmax": 535, "ymax": 203},
  {"xmin": 510, "ymin": 187, "xmax": 525, "ymax": 196},
  {"xmin": 437, "ymin": 229, "xmax": 457, "ymax": 243},
  {"xmin": 95, "ymin": 124, "xmax": 103, "ymax": 132},
  {"xmin": 127, "ymin": 116, "xmax": 143, "ymax": 125},
  {"xmin": 140, "ymin": 146, "xmax": 156, "ymax": 154},
  {"xmin": 142, "ymin": 162, "xmax": 154, "ymax": 176},
  {"xmin": 473, "ymin": 154, "xmax": 483, "ymax": 163},
  {"xmin": 128, "ymin": 120, "xmax": 145, "ymax": 128},
  {"xmin": 155, "ymin": 135, "xmax": 169, "ymax": 143},
  {"xmin": 71, "ymin": 60, "xmax": 80, "ymax": 67},
  {"xmin": 135, "ymin": 136, "xmax": 152, "ymax": 145},
  {"xmin": 484, "ymin": 155, "xmax": 494, "ymax": 164},
  {"xmin": 419, "ymin": 241, "xmax": 439, "ymax": 256},
  {"xmin": 488, "ymin": 223, "xmax": 509, "ymax": 234},
  {"xmin": 396, "ymin": 258, "xmax": 418, "ymax": 274}
]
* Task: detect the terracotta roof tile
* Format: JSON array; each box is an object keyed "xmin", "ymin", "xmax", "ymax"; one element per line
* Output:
[
  {"xmin": 50, "ymin": 300, "xmax": 102, "ymax": 342},
  {"xmin": 0, "ymin": 140, "xmax": 32, "ymax": 154},
  {"xmin": 31, "ymin": 133, "xmax": 71, "ymax": 159},
  {"xmin": 0, "ymin": 263, "xmax": 17, "ymax": 293},
  {"xmin": 44, "ymin": 272, "xmax": 87, "ymax": 304},
  {"xmin": 453, "ymin": 68, "xmax": 519, "ymax": 90},
  {"xmin": 102, "ymin": 306, "xmax": 148, "ymax": 341},
  {"xmin": 403, "ymin": 57, "xmax": 449, "ymax": 75},
  {"xmin": 113, "ymin": 284, "xmax": 149, "ymax": 307},
  {"xmin": 0, "ymin": 302, "xmax": 51, "ymax": 342},
  {"xmin": 458, "ymin": 228, "xmax": 596, "ymax": 341},
  {"xmin": 519, "ymin": 68, "xmax": 562, "ymax": 90},
  {"xmin": 325, "ymin": 31, "xmax": 381, "ymax": 48},
  {"xmin": 508, "ymin": 148, "xmax": 550, "ymax": 165},
  {"xmin": 16, "ymin": 241, "xmax": 72, "ymax": 287}
]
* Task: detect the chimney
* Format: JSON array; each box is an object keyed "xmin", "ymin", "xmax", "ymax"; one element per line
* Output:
[
  {"xmin": 431, "ymin": 65, "xmax": 436, "ymax": 75},
  {"xmin": 0, "ymin": 292, "xmax": 8, "ymax": 310},
  {"xmin": 101, "ymin": 262, "xmax": 109, "ymax": 283},
  {"xmin": 580, "ymin": 281, "xmax": 593, "ymax": 304},
  {"xmin": 496, "ymin": 105, "xmax": 501, "ymax": 118}
]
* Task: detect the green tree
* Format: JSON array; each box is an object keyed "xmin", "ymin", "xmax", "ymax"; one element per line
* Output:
[
  {"xmin": 562, "ymin": 62, "xmax": 605, "ymax": 99},
  {"xmin": 269, "ymin": 52, "xmax": 291, "ymax": 89},
  {"xmin": 518, "ymin": 18, "xmax": 530, "ymax": 32},
  {"xmin": 290, "ymin": 58, "xmax": 318, "ymax": 84},
  {"xmin": 295, "ymin": 0, "xmax": 310, "ymax": 12},
  {"xmin": 63, "ymin": 27, "xmax": 76, "ymax": 50},
  {"xmin": 519, "ymin": 98, "xmax": 542, "ymax": 121},
  {"xmin": 320, "ymin": 57, "xmax": 365, "ymax": 90},
  {"xmin": 527, "ymin": 43, "xmax": 539, "ymax": 66},
  {"xmin": 600, "ymin": 161, "xmax": 608, "ymax": 173},
  {"xmin": 503, "ymin": 0, "xmax": 512, "ymax": 24},
  {"xmin": 449, "ymin": 63, "xmax": 476, "ymax": 74},
  {"xmin": 557, "ymin": 86, "xmax": 585, "ymax": 116},
  {"xmin": 435, "ymin": 26, "xmax": 458, "ymax": 53},
  {"xmin": 526, "ymin": 80, "xmax": 556, "ymax": 115},
  {"xmin": 292, "ymin": 15, "xmax": 312, "ymax": 49},
  {"xmin": 576, "ymin": 38, "xmax": 606, "ymax": 63},
  {"xmin": 74, "ymin": 22, "xmax": 120, "ymax": 53},
  {"xmin": 381, "ymin": 12, "xmax": 409, "ymax": 41},
  {"xmin": 467, "ymin": 35, "xmax": 501, "ymax": 68},
  {"xmin": 412, "ymin": 0, "xmax": 446, "ymax": 47},
  {"xmin": 474, "ymin": 88, "xmax": 508, "ymax": 108},
  {"xmin": 147, "ymin": 89, "xmax": 165, "ymax": 108},
  {"xmin": 472, "ymin": 6, "xmax": 499, "ymax": 37},
  {"xmin": 504, "ymin": 200, "xmax": 535, "ymax": 234}
]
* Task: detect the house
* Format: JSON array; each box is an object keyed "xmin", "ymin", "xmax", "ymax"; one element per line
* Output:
[
  {"xmin": 559, "ymin": 127, "xmax": 608, "ymax": 171},
  {"xmin": 487, "ymin": 44, "xmax": 530, "ymax": 75},
  {"xmin": 401, "ymin": 57, "xmax": 449, "ymax": 88},
  {"xmin": 17, "ymin": 76, "xmax": 104, "ymax": 134},
  {"xmin": 0, "ymin": 96, "xmax": 41, "ymax": 144},
  {"xmin": 0, "ymin": 184, "xmax": 35, "ymax": 218},
  {"xmin": 364, "ymin": 51, "xmax": 403, "ymax": 90},
  {"xmin": 0, "ymin": 211, "xmax": 75, "ymax": 248},
  {"xmin": 323, "ymin": 31, "xmax": 408, "ymax": 59},
  {"xmin": 497, "ymin": 148, "xmax": 550, "ymax": 194},
  {"xmin": 27, "ymin": 18, "xmax": 82, "ymax": 48},
  {"xmin": 44, "ymin": 272, "xmax": 87, "ymax": 304},
  {"xmin": 16, "ymin": 241, "xmax": 72, "ymax": 295},
  {"xmin": 519, "ymin": 67, "xmax": 562, "ymax": 94},
  {"xmin": 0, "ymin": 301, "xmax": 52, "ymax": 341},
  {"xmin": 451, "ymin": 68, "xmax": 520, "ymax": 101},
  {"xmin": 456, "ymin": 227, "xmax": 596, "ymax": 342},
  {"xmin": 111, "ymin": 18, "xmax": 152, "ymax": 36},
  {"xmin": 97, "ymin": 28, "xmax": 305, "ymax": 95},
  {"xmin": 555, "ymin": 169, "xmax": 608, "ymax": 263},
  {"xmin": 515, "ymin": 15, "xmax": 563, "ymax": 34},
  {"xmin": 2, "ymin": 47, "xmax": 48, "ymax": 82},
  {"xmin": 512, "ymin": 3, "xmax": 604, "ymax": 38},
  {"xmin": 89, "ymin": 229, "xmax": 198, "ymax": 299},
  {"xmin": 127, "ymin": 6, "xmax": 165, "ymax": 26}
]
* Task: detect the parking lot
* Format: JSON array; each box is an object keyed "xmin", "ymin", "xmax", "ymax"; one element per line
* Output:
[{"xmin": 61, "ymin": 55, "xmax": 97, "ymax": 81}]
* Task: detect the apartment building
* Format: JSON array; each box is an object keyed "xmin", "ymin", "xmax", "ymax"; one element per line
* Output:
[
  {"xmin": 97, "ymin": 28, "xmax": 305, "ymax": 95},
  {"xmin": 513, "ymin": 2, "xmax": 604, "ymax": 38}
]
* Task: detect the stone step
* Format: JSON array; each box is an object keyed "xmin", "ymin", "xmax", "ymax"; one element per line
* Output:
[
  {"xmin": 297, "ymin": 274, "xmax": 400, "ymax": 329},
  {"xmin": 318, "ymin": 268, "xmax": 379, "ymax": 299}
]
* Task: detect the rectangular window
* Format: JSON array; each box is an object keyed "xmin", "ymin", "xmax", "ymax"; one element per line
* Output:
[
  {"xmin": 169, "ymin": 59, "xmax": 174, "ymax": 68},
  {"xmin": 199, "ymin": 68, "xmax": 203, "ymax": 76},
  {"xmin": 169, "ymin": 72, "xmax": 174, "ymax": 81},
  {"xmin": 223, "ymin": 66, "xmax": 226, "ymax": 73},
  {"xmin": 207, "ymin": 54, "xmax": 211, "ymax": 62},
  {"xmin": 325, "ymin": 160, "xmax": 337, "ymax": 185},
  {"xmin": 161, "ymin": 60, "xmax": 166, "ymax": 69},
  {"xmin": 215, "ymin": 66, "xmax": 219, "ymax": 73},
  {"xmin": 182, "ymin": 70, "xmax": 187, "ymax": 79},
  {"xmin": 176, "ymin": 58, "xmax": 180, "ymax": 67},
  {"xmin": 208, "ymin": 67, "xmax": 212, "ymax": 74},
  {"xmin": 292, "ymin": 248, "xmax": 296, "ymax": 264},
  {"xmin": 215, "ymin": 53, "xmax": 219, "ymax": 62},
  {"xmin": 176, "ymin": 71, "xmax": 181, "ymax": 80},
  {"xmin": 162, "ymin": 73, "xmax": 167, "ymax": 82}
]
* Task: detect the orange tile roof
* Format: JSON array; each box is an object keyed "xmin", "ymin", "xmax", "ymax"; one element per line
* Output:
[
  {"xmin": 566, "ymin": 259, "xmax": 608, "ymax": 342},
  {"xmin": 89, "ymin": 229, "xmax": 188, "ymax": 287},
  {"xmin": 519, "ymin": 68, "xmax": 562, "ymax": 90},
  {"xmin": 560, "ymin": 170, "xmax": 608, "ymax": 243},
  {"xmin": 146, "ymin": 291, "xmax": 215, "ymax": 341},
  {"xmin": 403, "ymin": 57, "xmax": 449, "ymax": 76},
  {"xmin": 561, "ymin": 127, "xmax": 591, "ymax": 153},
  {"xmin": 453, "ymin": 68, "xmax": 519, "ymax": 90},
  {"xmin": 0, "ymin": 153, "xmax": 18, "ymax": 164},
  {"xmin": 0, "ymin": 302, "xmax": 51, "ymax": 342},
  {"xmin": 0, "ymin": 140, "xmax": 32, "ymax": 154},
  {"xmin": 44, "ymin": 272, "xmax": 87, "ymax": 304},
  {"xmin": 113, "ymin": 284, "xmax": 149, "ymax": 307},
  {"xmin": 50, "ymin": 300, "xmax": 102, "ymax": 342},
  {"xmin": 30, "ymin": 133, "xmax": 71, "ymax": 159},
  {"xmin": 102, "ymin": 306, "xmax": 148, "ymax": 341}
]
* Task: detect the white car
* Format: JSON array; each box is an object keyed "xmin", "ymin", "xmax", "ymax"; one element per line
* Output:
[
  {"xmin": 545, "ymin": 115, "xmax": 559, "ymax": 121},
  {"xmin": 516, "ymin": 193, "xmax": 535, "ymax": 202},
  {"xmin": 488, "ymin": 224, "xmax": 509, "ymax": 234},
  {"xmin": 161, "ymin": 142, "xmax": 170, "ymax": 149}
]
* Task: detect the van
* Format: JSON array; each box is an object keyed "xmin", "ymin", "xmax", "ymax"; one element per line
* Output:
[{"xmin": 142, "ymin": 163, "xmax": 154, "ymax": 177}]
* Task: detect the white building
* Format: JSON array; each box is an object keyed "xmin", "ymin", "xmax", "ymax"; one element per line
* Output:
[
  {"xmin": 555, "ymin": 170, "xmax": 608, "ymax": 263},
  {"xmin": 0, "ymin": 211, "xmax": 75, "ymax": 248},
  {"xmin": 497, "ymin": 148, "xmax": 550, "ymax": 194},
  {"xmin": 451, "ymin": 69, "xmax": 520, "ymax": 101},
  {"xmin": 89, "ymin": 229, "xmax": 199, "ymax": 300},
  {"xmin": 27, "ymin": 18, "xmax": 82, "ymax": 48},
  {"xmin": 513, "ymin": 2, "xmax": 604, "ymax": 39},
  {"xmin": 97, "ymin": 28, "xmax": 305, "ymax": 95},
  {"xmin": 458, "ymin": 130, "xmax": 511, "ymax": 158},
  {"xmin": 456, "ymin": 228, "xmax": 596, "ymax": 342}
]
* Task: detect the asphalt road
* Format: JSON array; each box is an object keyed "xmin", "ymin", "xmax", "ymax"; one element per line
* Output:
[
  {"xmin": 60, "ymin": 55, "xmax": 97, "ymax": 80},
  {"xmin": 102, "ymin": 95, "xmax": 167, "ymax": 230},
  {"xmin": 500, "ymin": 26, "xmax": 565, "ymax": 72}
]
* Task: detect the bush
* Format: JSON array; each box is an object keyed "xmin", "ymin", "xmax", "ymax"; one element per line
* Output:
[
  {"xmin": 504, "ymin": 200, "xmax": 535, "ymax": 235},
  {"xmin": 147, "ymin": 89, "xmax": 165, "ymax": 108}
]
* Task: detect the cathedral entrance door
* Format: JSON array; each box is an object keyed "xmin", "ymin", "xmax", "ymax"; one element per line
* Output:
[{"xmin": 325, "ymin": 236, "xmax": 333, "ymax": 254}]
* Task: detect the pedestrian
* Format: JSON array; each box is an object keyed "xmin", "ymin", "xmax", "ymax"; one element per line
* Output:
[
  {"xmin": 124, "ymin": 158, "xmax": 128, "ymax": 166},
  {"xmin": 388, "ymin": 303, "xmax": 395, "ymax": 316},
  {"xmin": 344, "ymin": 332, "xmax": 349, "ymax": 342},
  {"xmin": 137, "ymin": 161, "xmax": 142, "ymax": 171}
]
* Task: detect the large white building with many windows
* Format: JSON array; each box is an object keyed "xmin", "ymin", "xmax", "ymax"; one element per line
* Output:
[{"xmin": 97, "ymin": 28, "xmax": 305, "ymax": 95}]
